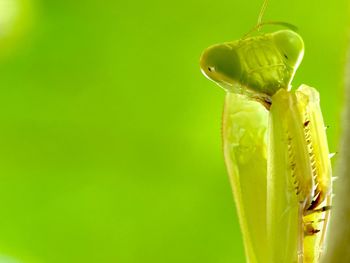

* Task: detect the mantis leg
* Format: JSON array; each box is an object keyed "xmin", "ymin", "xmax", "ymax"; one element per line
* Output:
[
  {"xmin": 268, "ymin": 86, "xmax": 332, "ymax": 263},
  {"xmin": 223, "ymin": 92, "xmax": 268, "ymax": 263}
]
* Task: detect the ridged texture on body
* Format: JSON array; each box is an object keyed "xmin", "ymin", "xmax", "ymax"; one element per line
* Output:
[
  {"xmin": 267, "ymin": 86, "xmax": 332, "ymax": 263},
  {"xmin": 267, "ymin": 88, "xmax": 303, "ymax": 263},
  {"xmin": 295, "ymin": 86, "xmax": 332, "ymax": 263},
  {"xmin": 296, "ymin": 85, "xmax": 332, "ymax": 210}
]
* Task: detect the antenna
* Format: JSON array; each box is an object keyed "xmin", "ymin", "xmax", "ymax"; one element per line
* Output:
[
  {"xmin": 243, "ymin": 21, "xmax": 298, "ymax": 38},
  {"xmin": 242, "ymin": 0, "xmax": 298, "ymax": 38},
  {"xmin": 257, "ymin": 0, "xmax": 269, "ymax": 31}
]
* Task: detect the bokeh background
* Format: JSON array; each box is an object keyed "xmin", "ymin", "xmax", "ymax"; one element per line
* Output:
[{"xmin": 0, "ymin": 0, "xmax": 349, "ymax": 262}]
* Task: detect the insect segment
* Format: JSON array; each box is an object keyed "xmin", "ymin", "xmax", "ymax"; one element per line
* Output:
[{"xmin": 200, "ymin": 29, "xmax": 332, "ymax": 263}]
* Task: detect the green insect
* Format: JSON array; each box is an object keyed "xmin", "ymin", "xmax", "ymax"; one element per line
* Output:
[{"xmin": 200, "ymin": 27, "xmax": 332, "ymax": 263}]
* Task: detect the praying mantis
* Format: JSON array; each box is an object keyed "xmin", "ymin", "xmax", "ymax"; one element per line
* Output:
[{"xmin": 199, "ymin": 25, "xmax": 333, "ymax": 263}]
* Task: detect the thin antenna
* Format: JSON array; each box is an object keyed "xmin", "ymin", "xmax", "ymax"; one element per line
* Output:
[
  {"xmin": 257, "ymin": 0, "xmax": 269, "ymax": 31},
  {"xmin": 243, "ymin": 21, "xmax": 298, "ymax": 38}
]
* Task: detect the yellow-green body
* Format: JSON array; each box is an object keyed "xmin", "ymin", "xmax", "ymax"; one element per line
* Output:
[
  {"xmin": 223, "ymin": 93, "xmax": 268, "ymax": 262},
  {"xmin": 200, "ymin": 29, "xmax": 332, "ymax": 263}
]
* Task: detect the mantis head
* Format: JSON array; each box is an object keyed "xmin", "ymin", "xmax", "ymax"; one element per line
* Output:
[{"xmin": 200, "ymin": 30, "xmax": 304, "ymax": 97}]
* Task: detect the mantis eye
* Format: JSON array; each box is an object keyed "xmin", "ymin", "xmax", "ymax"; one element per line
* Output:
[
  {"xmin": 200, "ymin": 44, "xmax": 241, "ymax": 90},
  {"xmin": 272, "ymin": 30, "xmax": 304, "ymax": 70}
]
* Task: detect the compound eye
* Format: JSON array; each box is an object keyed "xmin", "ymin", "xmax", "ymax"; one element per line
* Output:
[
  {"xmin": 200, "ymin": 44, "xmax": 241, "ymax": 86},
  {"xmin": 273, "ymin": 30, "xmax": 304, "ymax": 68}
]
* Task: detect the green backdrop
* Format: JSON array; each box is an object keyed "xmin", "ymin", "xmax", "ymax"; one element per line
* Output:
[{"xmin": 0, "ymin": 0, "xmax": 348, "ymax": 262}]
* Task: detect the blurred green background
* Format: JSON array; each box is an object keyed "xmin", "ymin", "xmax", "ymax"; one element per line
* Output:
[{"xmin": 0, "ymin": 0, "xmax": 348, "ymax": 262}]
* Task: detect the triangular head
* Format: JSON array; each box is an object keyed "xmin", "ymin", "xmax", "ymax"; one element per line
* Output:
[{"xmin": 200, "ymin": 30, "xmax": 304, "ymax": 104}]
